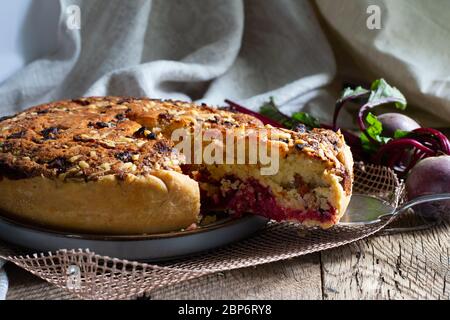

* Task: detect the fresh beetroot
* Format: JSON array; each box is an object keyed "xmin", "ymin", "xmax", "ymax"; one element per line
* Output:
[
  {"xmin": 406, "ymin": 156, "xmax": 450, "ymax": 219},
  {"xmin": 377, "ymin": 113, "xmax": 420, "ymax": 137},
  {"xmin": 406, "ymin": 156, "xmax": 450, "ymax": 199}
]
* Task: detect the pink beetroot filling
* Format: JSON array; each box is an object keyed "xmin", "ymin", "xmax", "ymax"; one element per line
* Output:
[{"xmin": 204, "ymin": 178, "xmax": 336, "ymax": 224}]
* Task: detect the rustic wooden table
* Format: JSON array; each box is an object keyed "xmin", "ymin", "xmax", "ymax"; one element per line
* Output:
[{"xmin": 5, "ymin": 220, "xmax": 449, "ymax": 300}]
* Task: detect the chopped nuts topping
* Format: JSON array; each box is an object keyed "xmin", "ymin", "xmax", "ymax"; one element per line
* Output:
[
  {"xmin": 74, "ymin": 134, "xmax": 97, "ymax": 142},
  {"xmin": 99, "ymin": 163, "xmax": 111, "ymax": 171},
  {"xmin": 78, "ymin": 161, "xmax": 90, "ymax": 169},
  {"xmin": 0, "ymin": 96, "xmax": 348, "ymax": 188},
  {"xmin": 100, "ymin": 140, "xmax": 116, "ymax": 148},
  {"xmin": 117, "ymin": 137, "xmax": 135, "ymax": 144},
  {"xmin": 69, "ymin": 155, "xmax": 81, "ymax": 163},
  {"xmin": 135, "ymin": 141, "xmax": 146, "ymax": 148},
  {"xmin": 121, "ymin": 162, "xmax": 134, "ymax": 170}
]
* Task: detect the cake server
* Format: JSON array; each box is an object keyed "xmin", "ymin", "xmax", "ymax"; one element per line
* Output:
[{"xmin": 339, "ymin": 193, "xmax": 450, "ymax": 232}]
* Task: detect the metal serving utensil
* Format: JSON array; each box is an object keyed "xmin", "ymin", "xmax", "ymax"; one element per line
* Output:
[{"xmin": 340, "ymin": 193, "xmax": 450, "ymax": 232}]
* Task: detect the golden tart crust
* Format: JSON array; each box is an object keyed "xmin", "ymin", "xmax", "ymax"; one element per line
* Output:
[{"xmin": 0, "ymin": 97, "xmax": 353, "ymax": 234}]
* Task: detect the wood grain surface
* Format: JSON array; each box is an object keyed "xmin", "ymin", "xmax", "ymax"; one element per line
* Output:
[
  {"xmin": 5, "ymin": 222, "xmax": 449, "ymax": 300},
  {"xmin": 321, "ymin": 221, "xmax": 449, "ymax": 299}
]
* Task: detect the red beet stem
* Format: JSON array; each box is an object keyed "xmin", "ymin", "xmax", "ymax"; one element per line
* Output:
[
  {"xmin": 412, "ymin": 128, "xmax": 450, "ymax": 154},
  {"xmin": 374, "ymin": 138, "xmax": 435, "ymax": 166},
  {"xmin": 332, "ymin": 101, "xmax": 345, "ymax": 131},
  {"xmin": 224, "ymin": 100, "xmax": 283, "ymax": 128}
]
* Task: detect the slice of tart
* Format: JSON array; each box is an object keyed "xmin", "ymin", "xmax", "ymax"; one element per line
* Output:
[
  {"xmin": 183, "ymin": 126, "xmax": 353, "ymax": 228},
  {"xmin": 0, "ymin": 97, "xmax": 353, "ymax": 234}
]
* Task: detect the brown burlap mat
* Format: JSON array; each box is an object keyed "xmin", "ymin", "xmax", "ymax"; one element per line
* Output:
[{"xmin": 0, "ymin": 163, "xmax": 405, "ymax": 300}]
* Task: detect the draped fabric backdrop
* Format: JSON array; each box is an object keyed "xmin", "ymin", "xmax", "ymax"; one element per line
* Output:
[
  {"xmin": 0, "ymin": 0, "xmax": 449, "ymax": 299},
  {"xmin": 2, "ymin": 0, "xmax": 450, "ymax": 124}
]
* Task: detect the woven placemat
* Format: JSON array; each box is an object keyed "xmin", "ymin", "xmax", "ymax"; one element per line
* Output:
[{"xmin": 0, "ymin": 163, "xmax": 405, "ymax": 300}]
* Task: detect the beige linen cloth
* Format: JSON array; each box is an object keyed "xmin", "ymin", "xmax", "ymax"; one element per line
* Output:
[{"xmin": 0, "ymin": 0, "xmax": 449, "ymax": 299}]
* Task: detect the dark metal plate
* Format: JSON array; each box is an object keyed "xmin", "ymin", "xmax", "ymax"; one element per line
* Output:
[{"xmin": 0, "ymin": 214, "xmax": 268, "ymax": 261}]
